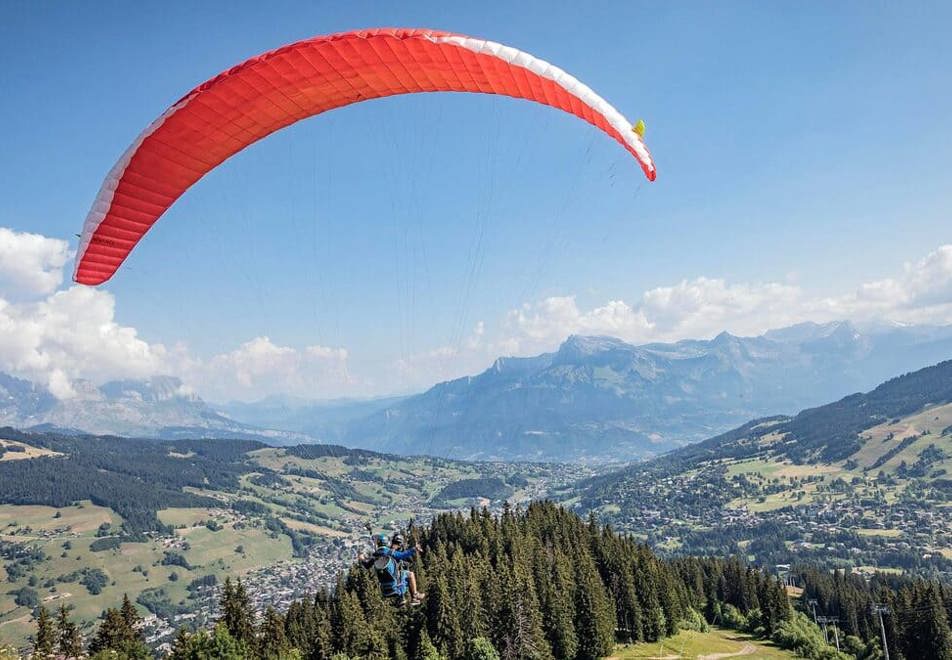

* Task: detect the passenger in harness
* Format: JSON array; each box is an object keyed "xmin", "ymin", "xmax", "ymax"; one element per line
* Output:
[{"xmin": 359, "ymin": 532, "xmax": 426, "ymax": 605}]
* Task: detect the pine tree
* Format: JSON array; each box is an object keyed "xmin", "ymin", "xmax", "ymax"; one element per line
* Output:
[
  {"xmin": 88, "ymin": 604, "xmax": 149, "ymax": 659},
  {"xmin": 333, "ymin": 589, "xmax": 371, "ymax": 657},
  {"xmin": 32, "ymin": 606, "xmax": 54, "ymax": 659},
  {"xmin": 573, "ymin": 554, "xmax": 615, "ymax": 660},
  {"xmin": 120, "ymin": 593, "xmax": 140, "ymax": 631},
  {"xmin": 537, "ymin": 549, "xmax": 578, "ymax": 658},
  {"xmin": 426, "ymin": 573, "xmax": 463, "ymax": 658},
  {"xmin": 415, "ymin": 627, "xmax": 445, "ymax": 660},
  {"xmin": 88, "ymin": 607, "xmax": 124, "ymax": 654},
  {"xmin": 258, "ymin": 606, "xmax": 291, "ymax": 659},
  {"xmin": 633, "ymin": 548, "xmax": 665, "ymax": 641},
  {"xmin": 56, "ymin": 604, "xmax": 83, "ymax": 658},
  {"xmin": 169, "ymin": 627, "xmax": 191, "ymax": 658},
  {"xmin": 463, "ymin": 637, "xmax": 500, "ymax": 660},
  {"xmin": 343, "ymin": 562, "xmax": 393, "ymax": 659},
  {"xmin": 285, "ymin": 597, "xmax": 333, "ymax": 659},
  {"xmin": 168, "ymin": 623, "xmax": 249, "ymax": 660},
  {"xmin": 456, "ymin": 555, "xmax": 487, "ymax": 641},
  {"xmin": 903, "ymin": 583, "xmax": 952, "ymax": 660},
  {"xmin": 494, "ymin": 554, "xmax": 551, "ymax": 660},
  {"xmin": 220, "ymin": 577, "xmax": 255, "ymax": 644}
]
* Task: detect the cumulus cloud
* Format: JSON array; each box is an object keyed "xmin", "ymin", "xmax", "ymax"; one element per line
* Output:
[
  {"xmin": 0, "ymin": 228, "xmax": 72, "ymax": 298},
  {"xmin": 0, "ymin": 227, "xmax": 352, "ymax": 401},
  {"xmin": 2, "ymin": 224, "xmax": 952, "ymax": 401},
  {"xmin": 822, "ymin": 246, "xmax": 952, "ymax": 321},
  {"xmin": 499, "ymin": 297, "xmax": 653, "ymax": 355},
  {"xmin": 639, "ymin": 278, "xmax": 804, "ymax": 341},
  {"xmin": 0, "ymin": 283, "xmax": 166, "ymax": 396},
  {"xmin": 188, "ymin": 336, "xmax": 350, "ymax": 401},
  {"xmin": 496, "ymin": 245, "xmax": 952, "ymax": 358}
]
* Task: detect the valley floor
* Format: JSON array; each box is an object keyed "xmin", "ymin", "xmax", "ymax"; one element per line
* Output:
[{"xmin": 0, "ymin": 436, "xmax": 588, "ymax": 651}]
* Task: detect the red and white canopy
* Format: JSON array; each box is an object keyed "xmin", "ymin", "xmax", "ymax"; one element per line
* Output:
[{"xmin": 75, "ymin": 28, "xmax": 656, "ymax": 285}]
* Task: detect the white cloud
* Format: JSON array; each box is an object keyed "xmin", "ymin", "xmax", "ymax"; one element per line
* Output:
[
  {"xmin": 639, "ymin": 278, "xmax": 804, "ymax": 340},
  {"xmin": 392, "ymin": 323, "xmax": 489, "ymax": 390},
  {"xmin": 0, "ymin": 228, "xmax": 72, "ymax": 298},
  {"xmin": 0, "ymin": 285, "xmax": 166, "ymax": 396},
  {"xmin": 2, "ymin": 224, "xmax": 952, "ymax": 401},
  {"xmin": 189, "ymin": 336, "xmax": 351, "ymax": 401},
  {"xmin": 803, "ymin": 246, "xmax": 952, "ymax": 325},
  {"xmin": 0, "ymin": 227, "xmax": 352, "ymax": 401},
  {"xmin": 496, "ymin": 244, "xmax": 952, "ymax": 358},
  {"xmin": 500, "ymin": 296, "xmax": 653, "ymax": 355}
]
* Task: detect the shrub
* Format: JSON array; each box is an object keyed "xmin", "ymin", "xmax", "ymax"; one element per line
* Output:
[
  {"xmin": 463, "ymin": 637, "xmax": 500, "ymax": 660},
  {"xmin": 678, "ymin": 608, "xmax": 709, "ymax": 633},
  {"xmin": 14, "ymin": 586, "xmax": 38, "ymax": 607},
  {"xmin": 772, "ymin": 612, "xmax": 849, "ymax": 660},
  {"xmin": 81, "ymin": 568, "xmax": 109, "ymax": 595}
]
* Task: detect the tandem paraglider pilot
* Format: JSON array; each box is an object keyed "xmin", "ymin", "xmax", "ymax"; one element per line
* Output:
[{"xmin": 359, "ymin": 533, "xmax": 426, "ymax": 606}]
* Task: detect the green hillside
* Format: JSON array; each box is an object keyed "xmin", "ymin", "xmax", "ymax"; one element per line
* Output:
[
  {"xmin": 616, "ymin": 627, "xmax": 795, "ymax": 658},
  {"xmin": 580, "ymin": 359, "xmax": 952, "ymax": 577},
  {"xmin": 0, "ymin": 430, "xmax": 578, "ymax": 650}
]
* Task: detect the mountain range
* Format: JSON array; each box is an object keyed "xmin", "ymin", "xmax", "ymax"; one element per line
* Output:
[
  {"xmin": 0, "ymin": 373, "xmax": 306, "ymax": 442},
  {"xmin": 328, "ymin": 321, "xmax": 952, "ymax": 460},
  {"xmin": 3, "ymin": 321, "xmax": 952, "ymax": 461}
]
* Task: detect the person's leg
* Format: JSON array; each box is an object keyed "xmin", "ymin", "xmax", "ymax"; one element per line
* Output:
[{"xmin": 408, "ymin": 571, "xmax": 425, "ymax": 600}]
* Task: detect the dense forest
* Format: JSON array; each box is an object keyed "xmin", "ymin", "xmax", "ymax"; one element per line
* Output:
[
  {"xmin": 0, "ymin": 429, "xmax": 266, "ymax": 532},
  {"xmin": 13, "ymin": 502, "xmax": 952, "ymax": 658},
  {"xmin": 10, "ymin": 503, "xmax": 828, "ymax": 660},
  {"xmin": 0, "ymin": 430, "xmax": 421, "ymax": 535},
  {"xmin": 431, "ymin": 478, "xmax": 513, "ymax": 505},
  {"xmin": 797, "ymin": 566, "xmax": 952, "ymax": 659}
]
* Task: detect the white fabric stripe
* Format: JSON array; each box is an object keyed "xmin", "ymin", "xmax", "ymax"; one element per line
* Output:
[
  {"xmin": 74, "ymin": 96, "xmax": 191, "ymax": 280},
  {"xmin": 433, "ymin": 35, "xmax": 655, "ymax": 174}
]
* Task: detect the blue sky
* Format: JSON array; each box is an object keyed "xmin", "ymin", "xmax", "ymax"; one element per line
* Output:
[{"xmin": 1, "ymin": 2, "xmax": 951, "ymax": 400}]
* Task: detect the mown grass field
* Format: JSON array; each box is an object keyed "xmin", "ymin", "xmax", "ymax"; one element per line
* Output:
[
  {"xmin": 723, "ymin": 457, "xmax": 856, "ymax": 513},
  {"xmin": 0, "ymin": 439, "xmax": 63, "ymax": 462},
  {"xmin": 721, "ymin": 402, "xmax": 952, "ymax": 518},
  {"xmin": 853, "ymin": 401, "xmax": 952, "ymax": 473},
  {"xmin": 613, "ymin": 627, "xmax": 794, "ymax": 659},
  {"xmin": 0, "ymin": 501, "xmax": 119, "ymax": 538},
  {"xmin": 0, "ymin": 502, "xmax": 293, "ymax": 647}
]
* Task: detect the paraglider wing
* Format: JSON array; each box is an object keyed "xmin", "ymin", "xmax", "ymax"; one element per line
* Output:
[{"xmin": 75, "ymin": 28, "xmax": 656, "ymax": 285}]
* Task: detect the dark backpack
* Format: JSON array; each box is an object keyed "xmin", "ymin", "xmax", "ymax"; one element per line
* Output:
[{"xmin": 372, "ymin": 549, "xmax": 399, "ymax": 595}]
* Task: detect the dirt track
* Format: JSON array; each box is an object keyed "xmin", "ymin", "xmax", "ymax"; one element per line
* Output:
[{"xmin": 698, "ymin": 643, "xmax": 757, "ymax": 660}]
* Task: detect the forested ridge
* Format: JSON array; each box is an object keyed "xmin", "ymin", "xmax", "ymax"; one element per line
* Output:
[
  {"xmin": 0, "ymin": 429, "xmax": 413, "ymax": 534},
  {"xmin": 797, "ymin": 566, "xmax": 952, "ymax": 659},
  {"xmin": 286, "ymin": 502, "xmax": 793, "ymax": 659},
  {"xmin": 11, "ymin": 502, "xmax": 798, "ymax": 659},
  {"xmin": 581, "ymin": 359, "xmax": 952, "ymax": 517},
  {"xmin": 0, "ymin": 429, "xmax": 265, "ymax": 532},
  {"xmin": 14, "ymin": 502, "xmax": 952, "ymax": 658},
  {"xmin": 684, "ymin": 359, "xmax": 952, "ymax": 464}
]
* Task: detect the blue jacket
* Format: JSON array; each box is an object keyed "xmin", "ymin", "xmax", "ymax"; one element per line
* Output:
[
  {"xmin": 360, "ymin": 546, "xmax": 416, "ymax": 570},
  {"xmin": 384, "ymin": 546, "xmax": 416, "ymax": 562}
]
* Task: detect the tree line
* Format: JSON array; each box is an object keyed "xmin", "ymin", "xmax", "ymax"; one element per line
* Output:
[
  {"xmin": 32, "ymin": 502, "xmax": 951, "ymax": 658},
  {"xmin": 14, "ymin": 502, "xmax": 802, "ymax": 659},
  {"xmin": 797, "ymin": 565, "xmax": 952, "ymax": 659},
  {"xmin": 0, "ymin": 430, "xmax": 263, "ymax": 533}
]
